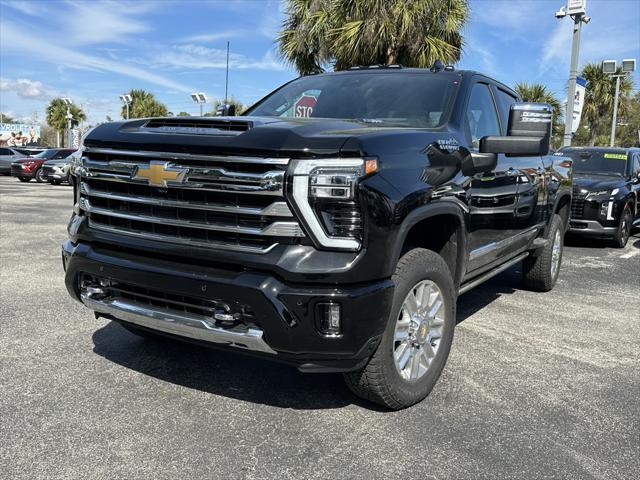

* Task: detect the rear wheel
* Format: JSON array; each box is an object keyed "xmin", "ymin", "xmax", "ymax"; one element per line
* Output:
[
  {"xmin": 18, "ymin": 177, "xmax": 31, "ymax": 182},
  {"xmin": 344, "ymin": 248, "xmax": 456, "ymax": 410},
  {"xmin": 35, "ymin": 168, "xmax": 46, "ymax": 183},
  {"xmin": 522, "ymin": 214, "xmax": 564, "ymax": 292},
  {"xmin": 612, "ymin": 205, "xmax": 632, "ymax": 248}
]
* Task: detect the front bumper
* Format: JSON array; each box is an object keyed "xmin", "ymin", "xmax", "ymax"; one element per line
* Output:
[
  {"xmin": 11, "ymin": 164, "xmax": 34, "ymax": 178},
  {"xmin": 42, "ymin": 167, "xmax": 67, "ymax": 181},
  {"xmin": 62, "ymin": 240, "xmax": 394, "ymax": 372},
  {"xmin": 569, "ymin": 219, "xmax": 617, "ymax": 237}
]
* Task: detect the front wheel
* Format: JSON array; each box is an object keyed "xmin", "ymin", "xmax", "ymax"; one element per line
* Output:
[
  {"xmin": 51, "ymin": 179, "xmax": 61, "ymax": 185},
  {"xmin": 612, "ymin": 205, "xmax": 632, "ymax": 248},
  {"xmin": 18, "ymin": 177, "xmax": 31, "ymax": 182},
  {"xmin": 344, "ymin": 248, "xmax": 456, "ymax": 410},
  {"xmin": 35, "ymin": 168, "xmax": 47, "ymax": 183},
  {"xmin": 522, "ymin": 214, "xmax": 564, "ymax": 292}
]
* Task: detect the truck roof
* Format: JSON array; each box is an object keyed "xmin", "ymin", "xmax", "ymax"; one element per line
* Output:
[{"xmin": 307, "ymin": 66, "xmax": 518, "ymax": 98}]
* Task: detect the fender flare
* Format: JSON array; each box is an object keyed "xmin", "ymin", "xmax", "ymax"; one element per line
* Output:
[
  {"xmin": 390, "ymin": 202, "xmax": 468, "ymax": 287},
  {"xmin": 550, "ymin": 190, "xmax": 572, "ymax": 234}
]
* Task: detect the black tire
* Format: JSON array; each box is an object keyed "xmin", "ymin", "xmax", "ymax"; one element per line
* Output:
[
  {"xmin": 51, "ymin": 179, "xmax": 61, "ymax": 185},
  {"xmin": 522, "ymin": 214, "xmax": 564, "ymax": 292},
  {"xmin": 18, "ymin": 177, "xmax": 31, "ymax": 182},
  {"xmin": 612, "ymin": 205, "xmax": 632, "ymax": 249},
  {"xmin": 344, "ymin": 248, "xmax": 456, "ymax": 410},
  {"xmin": 34, "ymin": 168, "xmax": 47, "ymax": 183}
]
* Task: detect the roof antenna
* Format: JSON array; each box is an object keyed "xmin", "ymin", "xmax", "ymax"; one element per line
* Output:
[{"xmin": 430, "ymin": 60, "xmax": 444, "ymax": 72}]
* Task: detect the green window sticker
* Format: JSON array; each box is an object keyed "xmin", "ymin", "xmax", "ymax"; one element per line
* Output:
[{"xmin": 604, "ymin": 153, "xmax": 627, "ymax": 160}]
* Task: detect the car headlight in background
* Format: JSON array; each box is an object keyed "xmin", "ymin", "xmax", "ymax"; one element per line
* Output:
[{"xmin": 289, "ymin": 158, "xmax": 377, "ymax": 251}]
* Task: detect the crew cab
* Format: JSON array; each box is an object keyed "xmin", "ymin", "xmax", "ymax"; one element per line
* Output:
[
  {"xmin": 561, "ymin": 146, "xmax": 640, "ymax": 248},
  {"xmin": 62, "ymin": 66, "xmax": 572, "ymax": 409}
]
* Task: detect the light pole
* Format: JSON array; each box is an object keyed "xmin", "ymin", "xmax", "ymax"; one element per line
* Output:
[
  {"xmin": 120, "ymin": 94, "xmax": 132, "ymax": 120},
  {"xmin": 191, "ymin": 92, "xmax": 207, "ymax": 116},
  {"xmin": 62, "ymin": 97, "xmax": 73, "ymax": 148},
  {"xmin": 603, "ymin": 59, "xmax": 636, "ymax": 147},
  {"xmin": 555, "ymin": 0, "xmax": 590, "ymax": 147}
]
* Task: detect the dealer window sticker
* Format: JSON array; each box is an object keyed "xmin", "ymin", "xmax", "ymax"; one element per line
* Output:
[{"xmin": 604, "ymin": 153, "xmax": 627, "ymax": 160}]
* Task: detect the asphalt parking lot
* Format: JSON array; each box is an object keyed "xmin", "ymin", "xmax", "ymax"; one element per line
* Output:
[{"xmin": 1, "ymin": 175, "xmax": 638, "ymax": 480}]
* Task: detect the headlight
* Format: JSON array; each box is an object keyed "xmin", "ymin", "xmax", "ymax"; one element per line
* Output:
[{"xmin": 289, "ymin": 158, "xmax": 377, "ymax": 251}]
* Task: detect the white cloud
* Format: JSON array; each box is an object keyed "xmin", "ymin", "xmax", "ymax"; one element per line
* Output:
[
  {"xmin": 0, "ymin": 21, "xmax": 195, "ymax": 93},
  {"xmin": 0, "ymin": 78, "xmax": 48, "ymax": 99},
  {"xmin": 63, "ymin": 0, "xmax": 155, "ymax": 44},
  {"xmin": 182, "ymin": 30, "xmax": 245, "ymax": 43},
  {"xmin": 147, "ymin": 44, "xmax": 286, "ymax": 71}
]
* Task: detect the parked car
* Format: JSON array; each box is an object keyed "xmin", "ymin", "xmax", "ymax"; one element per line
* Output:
[
  {"xmin": 11, "ymin": 148, "xmax": 76, "ymax": 183},
  {"xmin": 41, "ymin": 151, "xmax": 80, "ymax": 184},
  {"xmin": 63, "ymin": 66, "xmax": 572, "ymax": 409},
  {"xmin": 0, "ymin": 147, "xmax": 25, "ymax": 175},
  {"xmin": 560, "ymin": 146, "xmax": 640, "ymax": 248}
]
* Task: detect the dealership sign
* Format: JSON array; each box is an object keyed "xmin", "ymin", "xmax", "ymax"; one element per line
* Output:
[
  {"xmin": 572, "ymin": 76, "xmax": 587, "ymax": 134},
  {"xmin": 0, "ymin": 122, "xmax": 41, "ymax": 146}
]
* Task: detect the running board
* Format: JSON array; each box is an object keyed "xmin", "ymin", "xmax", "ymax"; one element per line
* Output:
[{"xmin": 459, "ymin": 252, "xmax": 529, "ymax": 295}]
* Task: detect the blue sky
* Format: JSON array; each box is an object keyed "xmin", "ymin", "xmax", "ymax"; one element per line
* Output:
[{"xmin": 1, "ymin": 0, "xmax": 638, "ymax": 125}]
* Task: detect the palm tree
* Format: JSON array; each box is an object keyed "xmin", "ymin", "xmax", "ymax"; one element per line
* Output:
[
  {"xmin": 120, "ymin": 89, "xmax": 168, "ymax": 119},
  {"xmin": 581, "ymin": 63, "xmax": 633, "ymax": 146},
  {"xmin": 205, "ymin": 97, "xmax": 247, "ymax": 116},
  {"xmin": 278, "ymin": 0, "xmax": 469, "ymax": 75},
  {"xmin": 515, "ymin": 82, "xmax": 563, "ymax": 147},
  {"xmin": 46, "ymin": 98, "xmax": 86, "ymax": 147}
]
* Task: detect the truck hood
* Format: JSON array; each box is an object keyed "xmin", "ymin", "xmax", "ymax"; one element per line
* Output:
[
  {"xmin": 83, "ymin": 116, "xmax": 436, "ymax": 158},
  {"xmin": 573, "ymin": 173, "xmax": 624, "ymax": 192}
]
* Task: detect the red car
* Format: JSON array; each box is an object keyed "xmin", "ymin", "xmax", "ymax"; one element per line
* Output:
[{"xmin": 11, "ymin": 149, "xmax": 76, "ymax": 183}]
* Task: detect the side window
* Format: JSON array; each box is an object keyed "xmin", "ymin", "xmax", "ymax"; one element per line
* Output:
[
  {"xmin": 633, "ymin": 154, "xmax": 640, "ymax": 174},
  {"xmin": 495, "ymin": 89, "xmax": 517, "ymax": 134},
  {"xmin": 465, "ymin": 83, "xmax": 501, "ymax": 148},
  {"xmin": 0, "ymin": 148, "xmax": 11, "ymax": 155}
]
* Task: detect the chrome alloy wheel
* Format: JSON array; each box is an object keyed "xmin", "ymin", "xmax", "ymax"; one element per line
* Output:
[
  {"xmin": 550, "ymin": 228, "xmax": 562, "ymax": 279},
  {"xmin": 393, "ymin": 280, "xmax": 445, "ymax": 381}
]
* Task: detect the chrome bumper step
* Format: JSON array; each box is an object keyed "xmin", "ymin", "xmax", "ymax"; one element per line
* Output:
[{"xmin": 81, "ymin": 292, "xmax": 277, "ymax": 355}]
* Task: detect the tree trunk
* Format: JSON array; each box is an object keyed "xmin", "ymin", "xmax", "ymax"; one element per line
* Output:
[{"xmin": 386, "ymin": 46, "xmax": 397, "ymax": 65}]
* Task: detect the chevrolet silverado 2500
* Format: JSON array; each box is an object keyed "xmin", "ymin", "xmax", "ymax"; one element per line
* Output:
[{"xmin": 63, "ymin": 66, "xmax": 572, "ymax": 409}]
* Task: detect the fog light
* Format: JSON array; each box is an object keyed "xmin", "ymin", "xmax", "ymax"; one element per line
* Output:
[{"xmin": 316, "ymin": 302, "xmax": 342, "ymax": 336}]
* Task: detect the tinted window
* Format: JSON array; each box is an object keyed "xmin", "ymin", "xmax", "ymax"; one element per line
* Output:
[
  {"xmin": 465, "ymin": 83, "xmax": 500, "ymax": 148},
  {"xmin": 0, "ymin": 148, "xmax": 11, "ymax": 155},
  {"xmin": 245, "ymin": 73, "xmax": 457, "ymax": 128},
  {"xmin": 33, "ymin": 149, "xmax": 60, "ymax": 159},
  {"xmin": 495, "ymin": 89, "xmax": 517, "ymax": 134},
  {"xmin": 52, "ymin": 150, "xmax": 74, "ymax": 159},
  {"xmin": 561, "ymin": 149, "xmax": 628, "ymax": 175},
  {"xmin": 633, "ymin": 154, "xmax": 640, "ymax": 173}
]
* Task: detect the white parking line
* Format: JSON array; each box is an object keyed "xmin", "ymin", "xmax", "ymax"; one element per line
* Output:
[{"xmin": 620, "ymin": 249, "xmax": 639, "ymax": 259}]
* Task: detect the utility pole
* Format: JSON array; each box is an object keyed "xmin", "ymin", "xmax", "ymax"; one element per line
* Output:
[
  {"xmin": 225, "ymin": 41, "xmax": 230, "ymax": 104},
  {"xmin": 555, "ymin": 1, "xmax": 590, "ymax": 147},
  {"xmin": 603, "ymin": 59, "xmax": 636, "ymax": 147},
  {"xmin": 62, "ymin": 98, "xmax": 73, "ymax": 148}
]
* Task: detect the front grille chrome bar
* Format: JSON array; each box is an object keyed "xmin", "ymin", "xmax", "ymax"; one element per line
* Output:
[
  {"xmin": 80, "ymin": 182, "xmax": 293, "ymax": 217},
  {"xmin": 80, "ymin": 198, "xmax": 305, "ymax": 237},
  {"xmin": 81, "ymin": 292, "xmax": 277, "ymax": 354},
  {"xmin": 83, "ymin": 147, "xmax": 290, "ymax": 165}
]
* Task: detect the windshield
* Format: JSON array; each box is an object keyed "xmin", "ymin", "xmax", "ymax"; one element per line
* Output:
[
  {"xmin": 245, "ymin": 72, "xmax": 457, "ymax": 128},
  {"xmin": 561, "ymin": 149, "xmax": 628, "ymax": 175}
]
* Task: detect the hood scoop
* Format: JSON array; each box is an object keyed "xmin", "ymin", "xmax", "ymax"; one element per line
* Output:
[{"xmin": 142, "ymin": 118, "xmax": 252, "ymax": 136}]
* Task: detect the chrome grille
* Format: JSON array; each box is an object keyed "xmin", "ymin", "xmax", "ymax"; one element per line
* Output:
[
  {"xmin": 78, "ymin": 147, "xmax": 304, "ymax": 253},
  {"xmin": 571, "ymin": 186, "xmax": 586, "ymax": 219}
]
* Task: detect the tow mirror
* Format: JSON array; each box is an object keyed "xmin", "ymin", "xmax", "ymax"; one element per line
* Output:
[
  {"xmin": 480, "ymin": 102, "xmax": 552, "ymax": 157},
  {"xmin": 460, "ymin": 148, "xmax": 498, "ymax": 176},
  {"xmin": 216, "ymin": 104, "xmax": 236, "ymax": 116}
]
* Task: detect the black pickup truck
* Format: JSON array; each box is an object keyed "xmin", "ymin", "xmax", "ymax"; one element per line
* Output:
[
  {"xmin": 63, "ymin": 66, "xmax": 572, "ymax": 409},
  {"xmin": 561, "ymin": 146, "xmax": 640, "ymax": 248}
]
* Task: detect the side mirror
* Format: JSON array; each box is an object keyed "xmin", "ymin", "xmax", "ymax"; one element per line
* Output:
[
  {"xmin": 216, "ymin": 104, "xmax": 236, "ymax": 116},
  {"xmin": 460, "ymin": 148, "xmax": 498, "ymax": 177},
  {"xmin": 480, "ymin": 102, "xmax": 552, "ymax": 157}
]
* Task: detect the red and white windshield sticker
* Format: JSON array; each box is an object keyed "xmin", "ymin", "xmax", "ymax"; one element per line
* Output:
[{"xmin": 294, "ymin": 95, "xmax": 317, "ymax": 118}]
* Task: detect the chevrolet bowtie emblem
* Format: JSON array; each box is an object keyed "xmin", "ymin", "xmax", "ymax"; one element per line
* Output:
[{"xmin": 132, "ymin": 161, "xmax": 187, "ymax": 187}]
